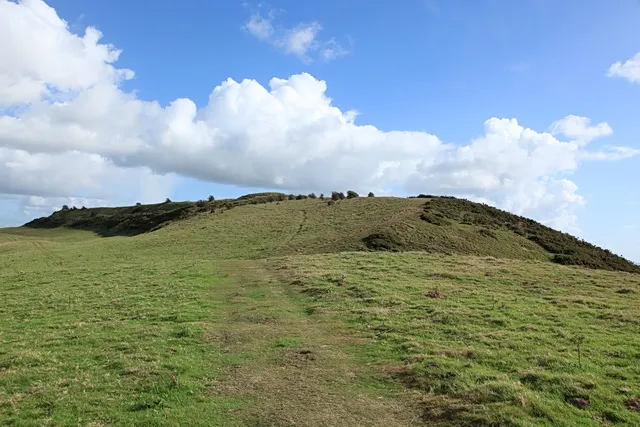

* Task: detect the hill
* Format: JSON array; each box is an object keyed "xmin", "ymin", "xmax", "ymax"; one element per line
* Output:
[
  {"xmin": 2, "ymin": 197, "xmax": 640, "ymax": 426},
  {"xmin": 23, "ymin": 194, "xmax": 639, "ymax": 273}
]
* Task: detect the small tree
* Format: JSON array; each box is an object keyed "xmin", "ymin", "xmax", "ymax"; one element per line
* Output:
[
  {"xmin": 136, "ymin": 202, "xmax": 142, "ymax": 206},
  {"xmin": 346, "ymin": 190, "xmax": 359, "ymax": 199},
  {"xmin": 331, "ymin": 191, "xmax": 343, "ymax": 201},
  {"xmin": 61, "ymin": 205, "xmax": 69, "ymax": 210},
  {"xmin": 208, "ymin": 195, "xmax": 215, "ymax": 202},
  {"xmin": 288, "ymin": 194, "xmax": 296, "ymax": 201},
  {"xmin": 164, "ymin": 198, "xmax": 172, "ymax": 204},
  {"xmin": 368, "ymin": 192, "xmax": 375, "ymax": 197},
  {"xmin": 319, "ymin": 193, "xmax": 325, "ymax": 200},
  {"xmin": 308, "ymin": 193, "xmax": 317, "ymax": 199}
]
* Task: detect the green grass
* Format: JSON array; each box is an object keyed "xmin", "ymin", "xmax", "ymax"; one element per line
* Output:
[
  {"xmin": 0, "ymin": 232, "xmax": 245, "ymax": 425},
  {"xmin": 0, "ymin": 225, "xmax": 420, "ymax": 426},
  {"xmin": 2, "ymin": 198, "xmax": 639, "ymax": 425},
  {"xmin": 273, "ymin": 252, "xmax": 640, "ymax": 425}
]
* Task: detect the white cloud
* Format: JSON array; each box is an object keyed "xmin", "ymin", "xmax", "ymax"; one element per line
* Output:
[
  {"xmin": 244, "ymin": 12, "xmax": 274, "ymax": 40},
  {"xmin": 608, "ymin": 52, "xmax": 640, "ymax": 83},
  {"xmin": 0, "ymin": 0, "xmax": 133, "ymax": 106},
  {"xmin": 550, "ymin": 115, "xmax": 613, "ymax": 145},
  {"xmin": 278, "ymin": 22, "xmax": 322, "ymax": 60},
  {"xmin": 243, "ymin": 9, "xmax": 348, "ymax": 62},
  {"xmin": 0, "ymin": 0, "xmax": 638, "ymax": 233}
]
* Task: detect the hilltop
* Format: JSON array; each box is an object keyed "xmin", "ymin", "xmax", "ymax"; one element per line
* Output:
[{"xmin": 23, "ymin": 193, "xmax": 639, "ymax": 273}]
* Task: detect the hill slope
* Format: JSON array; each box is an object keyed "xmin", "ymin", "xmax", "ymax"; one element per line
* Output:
[{"xmin": 23, "ymin": 194, "xmax": 639, "ymax": 273}]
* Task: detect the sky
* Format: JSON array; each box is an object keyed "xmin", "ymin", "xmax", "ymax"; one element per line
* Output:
[{"xmin": 0, "ymin": 0, "xmax": 639, "ymax": 261}]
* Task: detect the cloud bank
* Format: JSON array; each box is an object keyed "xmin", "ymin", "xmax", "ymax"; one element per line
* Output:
[{"xmin": 1, "ymin": 0, "xmax": 638, "ymax": 232}]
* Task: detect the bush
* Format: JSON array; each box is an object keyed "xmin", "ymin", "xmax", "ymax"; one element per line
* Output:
[
  {"xmin": 288, "ymin": 194, "xmax": 296, "ymax": 201},
  {"xmin": 208, "ymin": 195, "xmax": 215, "ymax": 202},
  {"xmin": 346, "ymin": 190, "xmax": 359, "ymax": 199},
  {"xmin": 331, "ymin": 191, "xmax": 345, "ymax": 201},
  {"xmin": 308, "ymin": 193, "xmax": 317, "ymax": 199},
  {"xmin": 296, "ymin": 194, "xmax": 307, "ymax": 200},
  {"xmin": 136, "ymin": 202, "xmax": 142, "ymax": 206},
  {"xmin": 368, "ymin": 192, "xmax": 375, "ymax": 197},
  {"xmin": 164, "ymin": 198, "xmax": 172, "ymax": 204},
  {"xmin": 196, "ymin": 200, "xmax": 207, "ymax": 207},
  {"xmin": 319, "ymin": 193, "xmax": 325, "ymax": 200}
]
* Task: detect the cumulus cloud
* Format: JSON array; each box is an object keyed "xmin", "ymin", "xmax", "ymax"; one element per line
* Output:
[
  {"xmin": 1, "ymin": 0, "xmax": 638, "ymax": 232},
  {"xmin": 243, "ymin": 8, "xmax": 349, "ymax": 62},
  {"xmin": 550, "ymin": 115, "xmax": 613, "ymax": 145},
  {"xmin": 608, "ymin": 52, "xmax": 640, "ymax": 83}
]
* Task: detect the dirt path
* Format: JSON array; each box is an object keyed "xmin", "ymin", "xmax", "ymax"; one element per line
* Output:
[{"xmin": 206, "ymin": 260, "xmax": 421, "ymax": 426}]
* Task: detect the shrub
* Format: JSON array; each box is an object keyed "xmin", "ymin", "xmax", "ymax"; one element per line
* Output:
[
  {"xmin": 368, "ymin": 192, "xmax": 375, "ymax": 197},
  {"xmin": 61, "ymin": 205, "xmax": 69, "ymax": 210},
  {"xmin": 319, "ymin": 193, "xmax": 325, "ymax": 200},
  {"xmin": 346, "ymin": 190, "xmax": 359, "ymax": 199},
  {"xmin": 208, "ymin": 195, "xmax": 215, "ymax": 202},
  {"xmin": 288, "ymin": 194, "xmax": 296, "ymax": 200},
  {"xmin": 308, "ymin": 193, "xmax": 317, "ymax": 199},
  {"xmin": 196, "ymin": 200, "xmax": 207, "ymax": 207},
  {"xmin": 164, "ymin": 198, "xmax": 172, "ymax": 204},
  {"xmin": 296, "ymin": 194, "xmax": 307, "ymax": 200},
  {"xmin": 136, "ymin": 202, "xmax": 142, "ymax": 206}
]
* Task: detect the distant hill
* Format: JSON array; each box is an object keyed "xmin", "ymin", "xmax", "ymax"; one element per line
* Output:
[{"xmin": 23, "ymin": 193, "xmax": 639, "ymax": 273}]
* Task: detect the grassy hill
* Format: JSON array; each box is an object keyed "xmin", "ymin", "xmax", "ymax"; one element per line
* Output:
[
  {"xmin": 2, "ymin": 195, "xmax": 639, "ymax": 425},
  {"xmin": 23, "ymin": 194, "xmax": 639, "ymax": 273}
]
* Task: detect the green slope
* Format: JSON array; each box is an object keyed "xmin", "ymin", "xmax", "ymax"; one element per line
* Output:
[
  {"xmin": 2, "ymin": 201, "xmax": 640, "ymax": 425},
  {"xmin": 23, "ymin": 194, "xmax": 638, "ymax": 273}
]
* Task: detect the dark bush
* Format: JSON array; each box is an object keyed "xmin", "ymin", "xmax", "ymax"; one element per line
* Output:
[
  {"xmin": 288, "ymin": 194, "xmax": 296, "ymax": 200},
  {"xmin": 362, "ymin": 232, "xmax": 402, "ymax": 251},
  {"xmin": 368, "ymin": 192, "xmax": 375, "ymax": 197},
  {"xmin": 319, "ymin": 193, "xmax": 325, "ymax": 200},
  {"xmin": 164, "ymin": 198, "xmax": 172, "ymax": 204},
  {"xmin": 208, "ymin": 195, "xmax": 215, "ymax": 202},
  {"xmin": 196, "ymin": 200, "xmax": 207, "ymax": 207},
  {"xmin": 346, "ymin": 190, "xmax": 359, "ymax": 199},
  {"xmin": 308, "ymin": 193, "xmax": 317, "ymax": 199}
]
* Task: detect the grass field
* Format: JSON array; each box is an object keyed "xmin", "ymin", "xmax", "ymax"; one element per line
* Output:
[{"xmin": 2, "ymin": 198, "xmax": 639, "ymax": 425}]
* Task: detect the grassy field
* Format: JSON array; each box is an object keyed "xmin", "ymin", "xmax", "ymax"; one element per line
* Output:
[
  {"xmin": 273, "ymin": 252, "xmax": 640, "ymax": 425},
  {"xmin": 2, "ymin": 198, "xmax": 639, "ymax": 425}
]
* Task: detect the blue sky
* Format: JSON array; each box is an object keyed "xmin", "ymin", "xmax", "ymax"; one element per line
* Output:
[{"xmin": 0, "ymin": 0, "xmax": 639, "ymax": 261}]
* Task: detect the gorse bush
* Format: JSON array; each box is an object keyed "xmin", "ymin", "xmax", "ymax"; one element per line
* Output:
[
  {"xmin": 346, "ymin": 190, "xmax": 359, "ymax": 199},
  {"xmin": 420, "ymin": 197, "xmax": 639, "ymax": 273}
]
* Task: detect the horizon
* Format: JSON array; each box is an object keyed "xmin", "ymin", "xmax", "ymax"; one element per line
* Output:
[{"xmin": 1, "ymin": 0, "xmax": 639, "ymax": 262}]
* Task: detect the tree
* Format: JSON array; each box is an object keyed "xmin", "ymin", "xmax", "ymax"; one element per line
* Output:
[
  {"xmin": 308, "ymin": 193, "xmax": 317, "ymax": 199},
  {"xmin": 368, "ymin": 192, "xmax": 375, "ymax": 197},
  {"xmin": 346, "ymin": 190, "xmax": 359, "ymax": 199},
  {"xmin": 164, "ymin": 198, "xmax": 172, "ymax": 203},
  {"xmin": 319, "ymin": 193, "xmax": 325, "ymax": 200},
  {"xmin": 208, "ymin": 195, "xmax": 215, "ymax": 202},
  {"xmin": 61, "ymin": 205, "xmax": 69, "ymax": 210},
  {"xmin": 136, "ymin": 202, "xmax": 142, "ymax": 206},
  {"xmin": 288, "ymin": 194, "xmax": 296, "ymax": 200}
]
